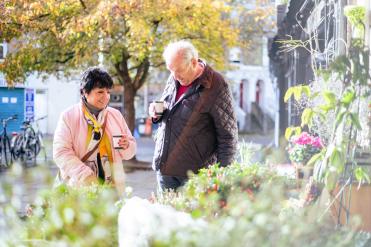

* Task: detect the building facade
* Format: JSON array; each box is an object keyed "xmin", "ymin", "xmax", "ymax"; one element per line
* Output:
[
  {"xmin": 226, "ymin": 1, "xmax": 277, "ymax": 136},
  {"xmin": 269, "ymin": 0, "xmax": 351, "ymax": 135}
]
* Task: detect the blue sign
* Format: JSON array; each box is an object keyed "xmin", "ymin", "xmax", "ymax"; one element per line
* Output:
[{"xmin": 25, "ymin": 88, "xmax": 34, "ymax": 121}]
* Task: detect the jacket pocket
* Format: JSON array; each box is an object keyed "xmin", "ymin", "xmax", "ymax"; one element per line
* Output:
[
  {"xmin": 180, "ymin": 98, "xmax": 200, "ymax": 121},
  {"xmin": 180, "ymin": 105, "xmax": 193, "ymax": 122}
]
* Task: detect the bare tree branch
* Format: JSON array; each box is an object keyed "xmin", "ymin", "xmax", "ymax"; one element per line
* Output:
[
  {"xmin": 115, "ymin": 49, "xmax": 132, "ymax": 86},
  {"xmin": 55, "ymin": 52, "xmax": 75, "ymax": 64},
  {"xmin": 79, "ymin": 0, "xmax": 87, "ymax": 10},
  {"xmin": 133, "ymin": 58, "xmax": 150, "ymax": 91},
  {"xmin": 151, "ymin": 61, "xmax": 166, "ymax": 68}
]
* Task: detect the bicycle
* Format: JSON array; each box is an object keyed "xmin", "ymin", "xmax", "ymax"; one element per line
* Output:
[
  {"xmin": 0, "ymin": 114, "xmax": 17, "ymax": 169},
  {"xmin": 11, "ymin": 116, "xmax": 47, "ymax": 166}
]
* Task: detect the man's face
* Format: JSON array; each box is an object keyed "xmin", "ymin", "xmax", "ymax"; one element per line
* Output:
[
  {"xmin": 84, "ymin": 87, "xmax": 111, "ymax": 110},
  {"xmin": 167, "ymin": 56, "xmax": 196, "ymax": 86}
]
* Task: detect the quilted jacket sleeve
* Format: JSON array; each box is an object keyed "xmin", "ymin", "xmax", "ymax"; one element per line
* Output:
[
  {"xmin": 53, "ymin": 112, "xmax": 94, "ymax": 185},
  {"xmin": 209, "ymin": 81, "xmax": 238, "ymax": 167}
]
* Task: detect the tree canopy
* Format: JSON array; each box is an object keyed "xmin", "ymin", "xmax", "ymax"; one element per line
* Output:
[{"xmin": 0, "ymin": 0, "xmax": 273, "ymax": 132}]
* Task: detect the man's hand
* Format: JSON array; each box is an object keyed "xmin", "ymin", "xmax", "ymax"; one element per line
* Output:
[{"xmin": 149, "ymin": 102, "xmax": 161, "ymax": 119}]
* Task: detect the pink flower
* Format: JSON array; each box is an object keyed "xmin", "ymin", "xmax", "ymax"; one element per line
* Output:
[
  {"xmin": 291, "ymin": 132, "xmax": 323, "ymax": 148},
  {"xmin": 311, "ymin": 137, "xmax": 323, "ymax": 148},
  {"xmin": 293, "ymin": 132, "xmax": 312, "ymax": 145}
]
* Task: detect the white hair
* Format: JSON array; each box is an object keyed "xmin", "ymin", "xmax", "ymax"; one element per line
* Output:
[{"xmin": 163, "ymin": 40, "xmax": 198, "ymax": 66}]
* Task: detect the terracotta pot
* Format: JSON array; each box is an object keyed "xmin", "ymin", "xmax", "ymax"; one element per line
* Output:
[{"xmin": 330, "ymin": 183, "xmax": 371, "ymax": 232}]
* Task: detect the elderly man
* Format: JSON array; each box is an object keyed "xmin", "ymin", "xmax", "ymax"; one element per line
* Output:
[{"xmin": 149, "ymin": 40, "xmax": 237, "ymax": 191}]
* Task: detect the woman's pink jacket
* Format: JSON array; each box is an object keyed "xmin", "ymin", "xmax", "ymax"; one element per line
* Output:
[{"xmin": 53, "ymin": 103, "xmax": 136, "ymax": 194}]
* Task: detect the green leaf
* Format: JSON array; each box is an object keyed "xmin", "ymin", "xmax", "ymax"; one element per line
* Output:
[
  {"xmin": 284, "ymin": 87, "xmax": 294, "ymax": 103},
  {"xmin": 285, "ymin": 127, "xmax": 294, "ymax": 140},
  {"xmin": 293, "ymin": 87, "xmax": 302, "ymax": 101},
  {"xmin": 294, "ymin": 126, "xmax": 302, "ymax": 136},
  {"xmin": 341, "ymin": 88, "xmax": 355, "ymax": 106},
  {"xmin": 285, "ymin": 85, "xmax": 310, "ymax": 102},
  {"xmin": 354, "ymin": 167, "xmax": 370, "ymax": 185},
  {"xmin": 335, "ymin": 109, "xmax": 347, "ymax": 127},
  {"xmin": 319, "ymin": 104, "xmax": 335, "ymax": 113},
  {"xmin": 323, "ymin": 91, "xmax": 337, "ymax": 105},
  {"xmin": 301, "ymin": 86, "xmax": 311, "ymax": 97},
  {"xmin": 350, "ymin": 113, "xmax": 362, "ymax": 130},
  {"xmin": 329, "ymin": 148, "xmax": 345, "ymax": 173},
  {"xmin": 306, "ymin": 151, "xmax": 323, "ymax": 167},
  {"xmin": 310, "ymin": 92, "xmax": 320, "ymax": 100},
  {"xmin": 301, "ymin": 108, "xmax": 313, "ymax": 127},
  {"xmin": 285, "ymin": 126, "xmax": 301, "ymax": 140}
]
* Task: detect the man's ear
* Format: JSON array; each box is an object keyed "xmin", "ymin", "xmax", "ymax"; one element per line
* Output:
[{"xmin": 191, "ymin": 57, "xmax": 198, "ymax": 67}]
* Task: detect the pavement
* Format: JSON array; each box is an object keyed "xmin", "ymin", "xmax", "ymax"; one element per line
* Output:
[{"xmin": 125, "ymin": 137, "xmax": 157, "ymax": 198}]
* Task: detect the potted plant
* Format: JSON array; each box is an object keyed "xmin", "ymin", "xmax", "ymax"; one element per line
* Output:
[
  {"xmin": 284, "ymin": 5, "xmax": 371, "ymax": 231},
  {"xmin": 287, "ymin": 132, "xmax": 323, "ymax": 184}
]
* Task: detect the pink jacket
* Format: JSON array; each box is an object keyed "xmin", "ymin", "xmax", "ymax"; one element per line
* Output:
[{"xmin": 53, "ymin": 103, "xmax": 136, "ymax": 194}]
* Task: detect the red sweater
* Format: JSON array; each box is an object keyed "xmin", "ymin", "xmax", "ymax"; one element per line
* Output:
[
  {"xmin": 175, "ymin": 63, "xmax": 205, "ymax": 101},
  {"xmin": 175, "ymin": 83, "xmax": 193, "ymax": 102}
]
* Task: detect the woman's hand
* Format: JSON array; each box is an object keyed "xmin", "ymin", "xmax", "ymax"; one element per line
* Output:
[
  {"xmin": 82, "ymin": 175, "xmax": 98, "ymax": 186},
  {"xmin": 118, "ymin": 135, "xmax": 130, "ymax": 150}
]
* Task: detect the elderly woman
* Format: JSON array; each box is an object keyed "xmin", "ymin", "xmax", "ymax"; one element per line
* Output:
[{"xmin": 53, "ymin": 67, "xmax": 136, "ymax": 195}]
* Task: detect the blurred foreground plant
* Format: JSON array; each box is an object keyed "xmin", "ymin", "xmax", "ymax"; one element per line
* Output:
[{"xmin": 5, "ymin": 184, "xmax": 124, "ymax": 247}]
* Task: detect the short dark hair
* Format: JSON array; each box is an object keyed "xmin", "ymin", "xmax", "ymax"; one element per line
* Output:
[{"xmin": 80, "ymin": 67, "xmax": 114, "ymax": 95}]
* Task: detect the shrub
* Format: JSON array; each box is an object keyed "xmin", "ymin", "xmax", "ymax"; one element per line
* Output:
[
  {"xmin": 156, "ymin": 163, "xmax": 283, "ymax": 219},
  {"xmin": 5, "ymin": 185, "xmax": 123, "ymax": 247},
  {"xmin": 149, "ymin": 185, "xmax": 357, "ymax": 247}
]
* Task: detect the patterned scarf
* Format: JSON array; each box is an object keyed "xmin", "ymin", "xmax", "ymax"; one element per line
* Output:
[{"xmin": 82, "ymin": 102, "xmax": 113, "ymax": 181}]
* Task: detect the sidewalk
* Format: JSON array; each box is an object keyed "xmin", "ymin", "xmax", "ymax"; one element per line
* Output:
[
  {"xmin": 125, "ymin": 137, "xmax": 157, "ymax": 198},
  {"xmin": 134, "ymin": 136, "xmax": 155, "ymax": 164}
]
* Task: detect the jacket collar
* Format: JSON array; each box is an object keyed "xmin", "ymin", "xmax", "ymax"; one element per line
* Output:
[{"xmin": 194, "ymin": 59, "xmax": 213, "ymax": 89}]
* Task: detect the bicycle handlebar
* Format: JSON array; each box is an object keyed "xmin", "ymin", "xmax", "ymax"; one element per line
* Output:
[
  {"xmin": 21, "ymin": 115, "xmax": 47, "ymax": 125},
  {"xmin": 35, "ymin": 115, "xmax": 47, "ymax": 122},
  {"xmin": 2, "ymin": 114, "xmax": 17, "ymax": 123}
]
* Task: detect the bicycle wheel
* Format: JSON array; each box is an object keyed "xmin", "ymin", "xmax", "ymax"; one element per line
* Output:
[
  {"xmin": 0, "ymin": 142, "xmax": 3, "ymax": 169},
  {"xmin": 11, "ymin": 135, "xmax": 23, "ymax": 160},
  {"xmin": 1, "ymin": 136, "xmax": 12, "ymax": 167},
  {"xmin": 23, "ymin": 139, "xmax": 38, "ymax": 167},
  {"xmin": 34, "ymin": 139, "xmax": 41, "ymax": 156}
]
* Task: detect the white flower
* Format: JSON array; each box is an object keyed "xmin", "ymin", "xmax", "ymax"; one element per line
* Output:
[{"xmin": 118, "ymin": 197, "xmax": 207, "ymax": 247}]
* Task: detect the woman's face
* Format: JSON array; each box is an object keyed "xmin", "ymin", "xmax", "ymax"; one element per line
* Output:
[{"xmin": 84, "ymin": 87, "xmax": 111, "ymax": 110}]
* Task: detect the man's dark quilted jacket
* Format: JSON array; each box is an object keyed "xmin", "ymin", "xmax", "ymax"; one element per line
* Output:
[{"xmin": 152, "ymin": 63, "xmax": 238, "ymax": 178}]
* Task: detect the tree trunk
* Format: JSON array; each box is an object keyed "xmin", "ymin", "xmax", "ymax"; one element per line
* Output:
[{"xmin": 123, "ymin": 85, "xmax": 136, "ymax": 134}]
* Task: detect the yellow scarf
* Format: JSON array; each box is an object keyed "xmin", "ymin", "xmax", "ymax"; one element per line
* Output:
[{"xmin": 82, "ymin": 105, "xmax": 113, "ymax": 164}]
